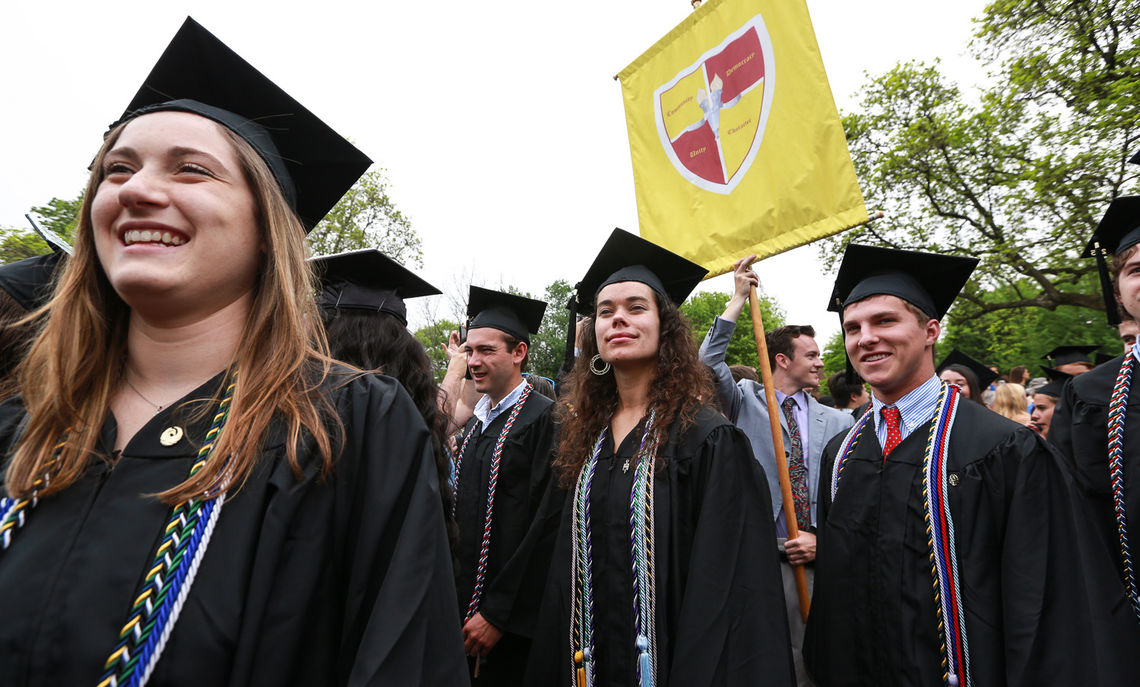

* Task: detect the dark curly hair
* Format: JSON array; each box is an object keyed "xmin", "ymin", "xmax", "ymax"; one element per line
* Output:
[
  {"xmin": 553, "ymin": 289, "xmax": 714, "ymax": 488},
  {"xmin": 321, "ymin": 307, "xmax": 458, "ymax": 553}
]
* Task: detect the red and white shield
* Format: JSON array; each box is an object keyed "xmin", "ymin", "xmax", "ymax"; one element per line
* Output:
[{"xmin": 654, "ymin": 14, "xmax": 775, "ymax": 194}]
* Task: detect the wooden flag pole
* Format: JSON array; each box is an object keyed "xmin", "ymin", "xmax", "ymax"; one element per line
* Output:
[{"xmin": 749, "ymin": 285, "xmax": 810, "ymax": 622}]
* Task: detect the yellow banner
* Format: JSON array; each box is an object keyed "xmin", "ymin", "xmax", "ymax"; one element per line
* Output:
[{"xmin": 618, "ymin": 0, "xmax": 867, "ymax": 277}]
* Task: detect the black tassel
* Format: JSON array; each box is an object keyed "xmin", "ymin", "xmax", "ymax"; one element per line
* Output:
[{"xmin": 1094, "ymin": 242, "xmax": 1122, "ymax": 326}]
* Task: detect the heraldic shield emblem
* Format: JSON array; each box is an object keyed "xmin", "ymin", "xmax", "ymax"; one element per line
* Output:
[{"xmin": 654, "ymin": 14, "xmax": 775, "ymax": 194}]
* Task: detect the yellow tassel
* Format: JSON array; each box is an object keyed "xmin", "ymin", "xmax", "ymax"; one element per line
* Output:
[{"xmin": 575, "ymin": 650, "xmax": 586, "ymax": 687}]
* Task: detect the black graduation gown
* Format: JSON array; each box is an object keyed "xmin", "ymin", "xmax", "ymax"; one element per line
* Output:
[
  {"xmin": 805, "ymin": 399, "xmax": 1114, "ymax": 686},
  {"xmin": 453, "ymin": 390, "xmax": 556, "ymax": 685},
  {"xmin": 1048, "ymin": 356, "xmax": 1140, "ymax": 672},
  {"xmin": 0, "ymin": 371, "xmax": 468, "ymax": 687},
  {"xmin": 526, "ymin": 407, "xmax": 795, "ymax": 687}
]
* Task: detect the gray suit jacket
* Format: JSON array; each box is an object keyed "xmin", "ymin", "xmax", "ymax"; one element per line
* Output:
[{"xmin": 699, "ymin": 316, "xmax": 854, "ymax": 526}]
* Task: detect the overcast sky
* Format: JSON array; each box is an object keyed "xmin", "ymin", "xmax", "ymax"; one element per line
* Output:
[{"xmin": 0, "ymin": 0, "xmax": 991, "ymax": 339}]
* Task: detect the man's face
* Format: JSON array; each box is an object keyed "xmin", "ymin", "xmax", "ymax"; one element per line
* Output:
[
  {"xmin": 1056, "ymin": 361, "xmax": 1093, "ymax": 376},
  {"xmin": 1119, "ymin": 320, "xmax": 1140, "ymax": 353},
  {"xmin": 1030, "ymin": 393, "xmax": 1057, "ymax": 437},
  {"xmin": 842, "ymin": 294, "xmax": 940, "ymax": 403},
  {"xmin": 777, "ymin": 335, "xmax": 824, "ymax": 391},
  {"xmin": 463, "ymin": 327, "xmax": 524, "ymax": 401},
  {"xmin": 1117, "ymin": 249, "xmax": 1140, "ymax": 322}
]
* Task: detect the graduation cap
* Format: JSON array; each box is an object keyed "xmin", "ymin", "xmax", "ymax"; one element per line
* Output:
[
  {"xmin": 108, "ymin": 17, "xmax": 371, "ymax": 232},
  {"xmin": 1094, "ymin": 351, "xmax": 1118, "ymax": 366},
  {"xmin": 1083, "ymin": 196, "xmax": 1140, "ymax": 325},
  {"xmin": 828, "ymin": 244, "xmax": 978, "ymax": 319},
  {"xmin": 0, "ymin": 215, "xmax": 73, "ymax": 311},
  {"xmin": 937, "ymin": 349, "xmax": 998, "ymax": 389},
  {"xmin": 25, "ymin": 215, "xmax": 72, "ymax": 256},
  {"xmin": 1042, "ymin": 345, "xmax": 1099, "ymax": 368},
  {"xmin": 1034, "ymin": 365, "xmax": 1073, "ymax": 398},
  {"xmin": 571, "ymin": 228, "xmax": 707, "ymax": 316},
  {"xmin": 0, "ymin": 253, "xmax": 64, "ymax": 311},
  {"xmin": 1130, "ymin": 149, "xmax": 1140, "ymax": 165},
  {"xmin": 310, "ymin": 249, "xmax": 440, "ymax": 326},
  {"xmin": 467, "ymin": 286, "xmax": 547, "ymax": 343}
]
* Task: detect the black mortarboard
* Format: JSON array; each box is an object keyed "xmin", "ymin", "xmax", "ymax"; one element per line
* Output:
[
  {"xmin": 1035, "ymin": 365, "xmax": 1073, "ymax": 398},
  {"xmin": 25, "ymin": 215, "xmax": 72, "ymax": 256},
  {"xmin": 1094, "ymin": 351, "xmax": 1117, "ymax": 366},
  {"xmin": 1083, "ymin": 196, "xmax": 1140, "ymax": 325},
  {"xmin": 311, "ymin": 249, "xmax": 440, "ymax": 326},
  {"xmin": 467, "ymin": 287, "xmax": 547, "ymax": 343},
  {"xmin": 572, "ymin": 229, "xmax": 707, "ymax": 316},
  {"xmin": 827, "ymin": 244, "xmax": 978, "ymax": 320},
  {"xmin": 109, "ymin": 17, "xmax": 371, "ymax": 232},
  {"xmin": 0, "ymin": 253, "xmax": 64, "ymax": 311},
  {"xmin": 1042, "ymin": 345, "xmax": 1099, "ymax": 367},
  {"xmin": 937, "ymin": 349, "xmax": 998, "ymax": 389},
  {"xmin": 0, "ymin": 216, "xmax": 72, "ymax": 311},
  {"xmin": 1130, "ymin": 149, "xmax": 1140, "ymax": 165}
]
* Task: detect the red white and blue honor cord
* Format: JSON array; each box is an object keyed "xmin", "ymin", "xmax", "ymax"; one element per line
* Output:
[
  {"xmin": 451, "ymin": 383, "xmax": 533, "ymax": 623},
  {"xmin": 1108, "ymin": 346, "xmax": 1140, "ymax": 621},
  {"xmin": 831, "ymin": 384, "xmax": 970, "ymax": 687}
]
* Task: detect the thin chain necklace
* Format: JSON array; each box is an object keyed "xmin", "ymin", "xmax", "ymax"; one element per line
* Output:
[{"xmin": 123, "ymin": 376, "xmax": 165, "ymax": 412}]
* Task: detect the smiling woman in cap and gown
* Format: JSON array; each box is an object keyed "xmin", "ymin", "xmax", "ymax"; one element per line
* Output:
[
  {"xmin": 0, "ymin": 18, "xmax": 466, "ymax": 686},
  {"xmin": 526, "ymin": 228, "xmax": 794, "ymax": 687},
  {"xmin": 804, "ymin": 244, "xmax": 1128, "ymax": 686}
]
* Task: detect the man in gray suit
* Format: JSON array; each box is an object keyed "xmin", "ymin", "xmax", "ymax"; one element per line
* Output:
[{"xmin": 698, "ymin": 255, "xmax": 854, "ymax": 686}]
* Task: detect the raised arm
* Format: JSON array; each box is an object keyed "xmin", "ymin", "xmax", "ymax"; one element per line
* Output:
[{"xmin": 697, "ymin": 255, "xmax": 758, "ymax": 422}]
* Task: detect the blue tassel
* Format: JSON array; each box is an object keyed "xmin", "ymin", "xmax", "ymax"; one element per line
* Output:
[{"xmin": 636, "ymin": 635, "xmax": 652, "ymax": 687}]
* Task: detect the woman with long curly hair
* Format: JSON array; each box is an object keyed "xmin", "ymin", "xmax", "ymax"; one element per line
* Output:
[
  {"xmin": 312, "ymin": 248, "xmax": 458, "ymax": 554},
  {"xmin": 0, "ymin": 19, "xmax": 465, "ymax": 686},
  {"xmin": 526, "ymin": 229, "xmax": 793, "ymax": 687}
]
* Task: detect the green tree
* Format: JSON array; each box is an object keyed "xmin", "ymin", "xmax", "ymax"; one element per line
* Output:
[
  {"xmin": 1, "ymin": 193, "xmax": 82, "ymax": 263},
  {"xmin": 823, "ymin": 0, "xmax": 1139, "ymax": 330},
  {"xmin": 941, "ymin": 281, "xmax": 1121, "ymax": 373},
  {"xmin": 306, "ymin": 168, "xmax": 422, "ymax": 265},
  {"xmin": 414, "ymin": 318, "xmax": 461, "ymax": 383},
  {"xmin": 679, "ymin": 290, "xmax": 786, "ymax": 370},
  {"xmin": 819, "ymin": 330, "xmax": 848, "ymax": 392},
  {"xmin": 528, "ymin": 279, "xmax": 573, "ymax": 381}
]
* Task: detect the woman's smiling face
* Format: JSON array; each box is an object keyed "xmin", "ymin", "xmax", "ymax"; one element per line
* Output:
[{"xmin": 92, "ymin": 110, "xmax": 262, "ymax": 320}]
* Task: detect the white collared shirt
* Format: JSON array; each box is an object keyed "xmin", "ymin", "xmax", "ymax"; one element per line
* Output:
[
  {"xmin": 870, "ymin": 375, "xmax": 942, "ymax": 451},
  {"xmin": 472, "ymin": 379, "xmax": 530, "ymax": 434}
]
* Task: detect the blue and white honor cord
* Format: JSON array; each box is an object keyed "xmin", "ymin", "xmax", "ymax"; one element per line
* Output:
[
  {"xmin": 571, "ymin": 409, "xmax": 659, "ymax": 687},
  {"xmin": 1108, "ymin": 344, "xmax": 1140, "ymax": 621}
]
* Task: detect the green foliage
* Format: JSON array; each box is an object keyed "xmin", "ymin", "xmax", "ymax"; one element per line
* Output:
[
  {"xmin": 307, "ymin": 168, "xmax": 423, "ymax": 265},
  {"xmin": 414, "ymin": 318, "xmax": 461, "ymax": 383},
  {"xmin": 528, "ymin": 280, "xmax": 573, "ymax": 381},
  {"xmin": 819, "ymin": 330, "xmax": 849, "ymax": 394},
  {"xmin": 679, "ymin": 290, "xmax": 786, "ymax": 371},
  {"xmin": 1, "ymin": 193, "xmax": 82, "ymax": 264},
  {"xmin": 823, "ymin": 0, "xmax": 1140, "ymax": 332},
  {"xmin": 942, "ymin": 281, "xmax": 1122, "ymax": 373}
]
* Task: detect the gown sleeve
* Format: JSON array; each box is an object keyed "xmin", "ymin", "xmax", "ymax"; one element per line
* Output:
[
  {"xmin": 230, "ymin": 374, "xmax": 469, "ymax": 687},
  {"xmin": 667, "ymin": 421, "xmax": 795, "ymax": 687}
]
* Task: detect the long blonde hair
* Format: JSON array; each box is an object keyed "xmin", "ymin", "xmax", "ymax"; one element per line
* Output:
[
  {"xmin": 6, "ymin": 118, "xmax": 339, "ymax": 504},
  {"xmin": 992, "ymin": 383, "xmax": 1030, "ymax": 424}
]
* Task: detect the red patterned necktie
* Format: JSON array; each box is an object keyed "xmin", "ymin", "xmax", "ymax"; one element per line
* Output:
[{"xmin": 881, "ymin": 406, "xmax": 902, "ymax": 457}]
